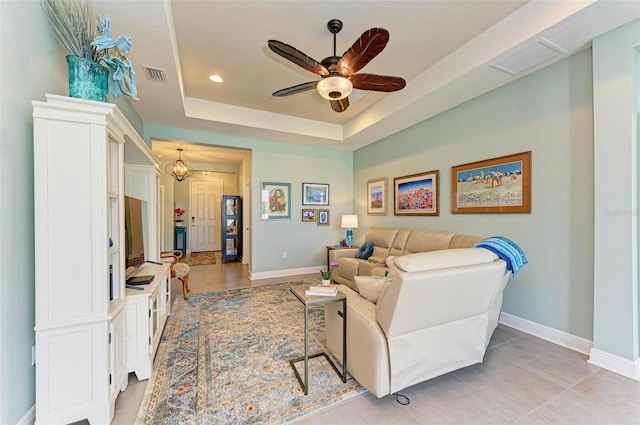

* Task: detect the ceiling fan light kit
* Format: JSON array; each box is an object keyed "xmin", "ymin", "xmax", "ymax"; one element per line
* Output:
[
  {"xmin": 268, "ymin": 19, "xmax": 405, "ymax": 112},
  {"xmin": 317, "ymin": 75, "xmax": 353, "ymax": 100}
]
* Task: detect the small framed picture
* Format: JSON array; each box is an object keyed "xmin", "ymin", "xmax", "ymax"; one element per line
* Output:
[
  {"xmin": 367, "ymin": 177, "xmax": 387, "ymax": 215},
  {"xmin": 302, "ymin": 182, "xmax": 329, "ymax": 206},
  {"xmin": 317, "ymin": 209, "xmax": 330, "ymax": 226},
  {"xmin": 394, "ymin": 170, "xmax": 439, "ymax": 216},
  {"xmin": 261, "ymin": 181, "xmax": 291, "ymax": 220},
  {"xmin": 302, "ymin": 208, "xmax": 317, "ymax": 222}
]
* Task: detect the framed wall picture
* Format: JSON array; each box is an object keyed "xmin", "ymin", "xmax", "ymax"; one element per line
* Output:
[
  {"xmin": 317, "ymin": 209, "xmax": 330, "ymax": 226},
  {"xmin": 367, "ymin": 177, "xmax": 387, "ymax": 215},
  {"xmin": 302, "ymin": 208, "xmax": 317, "ymax": 222},
  {"xmin": 302, "ymin": 182, "xmax": 329, "ymax": 206},
  {"xmin": 261, "ymin": 181, "xmax": 291, "ymax": 220},
  {"xmin": 394, "ymin": 170, "xmax": 439, "ymax": 216},
  {"xmin": 451, "ymin": 151, "xmax": 531, "ymax": 214}
]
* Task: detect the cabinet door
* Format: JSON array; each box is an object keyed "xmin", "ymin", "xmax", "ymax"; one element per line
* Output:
[
  {"xmin": 110, "ymin": 308, "xmax": 128, "ymax": 394},
  {"xmin": 149, "ymin": 289, "xmax": 162, "ymax": 353}
]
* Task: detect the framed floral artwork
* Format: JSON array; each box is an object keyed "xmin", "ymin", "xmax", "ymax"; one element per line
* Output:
[
  {"xmin": 261, "ymin": 181, "xmax": 291, "ymax": 220},
  {"xmin": 451, "ymin": 151, "xmax": 531, "ymax": 213},
  {"xmin": 367, "ymin": 177, "xmax": 387, "ymax": 215},
  {"xmin": 394, "ymin": 170, "xmax": 439, "ymax": 216}
]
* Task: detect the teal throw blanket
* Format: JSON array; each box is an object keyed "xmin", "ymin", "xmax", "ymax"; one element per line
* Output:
[{"xmin": 474, "ymin": 236, "xmax": 528, "ymax": 276}]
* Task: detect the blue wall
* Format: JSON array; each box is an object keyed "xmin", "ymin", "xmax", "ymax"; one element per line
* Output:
[{"xmin": 353, "ymin": 49, "xmax": 595, "ymax": 340}]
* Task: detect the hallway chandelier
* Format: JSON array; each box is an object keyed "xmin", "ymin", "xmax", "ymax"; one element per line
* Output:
[{"xmin": 165, "ymin": 148, "xmax": 194, "ymax": 182}]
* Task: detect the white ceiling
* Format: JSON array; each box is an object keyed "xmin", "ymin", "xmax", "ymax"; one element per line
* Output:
[{"xmin": 94, "ymin": 0, "xmax": 639, "ymax": 163}]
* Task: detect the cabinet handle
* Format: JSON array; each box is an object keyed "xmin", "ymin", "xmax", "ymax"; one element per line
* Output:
[{"xmin": 191, "ymin": 216, "xmax": 195, "ymax": 225}]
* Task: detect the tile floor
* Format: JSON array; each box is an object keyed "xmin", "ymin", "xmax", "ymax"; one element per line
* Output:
[{"xmin": 111, "ymin": 257, "xmax": 640, "ymax": 425}]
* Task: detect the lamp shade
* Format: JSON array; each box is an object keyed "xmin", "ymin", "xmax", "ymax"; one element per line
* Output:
[
  {"xmin": 317, "ymin": 76, "xmax": 353, "ymax": 100},
  {"xmin": 341, "ymin": 214, "xmax": 358, "ymax": 229}
]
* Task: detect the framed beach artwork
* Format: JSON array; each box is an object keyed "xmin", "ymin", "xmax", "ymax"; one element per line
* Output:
[
  {"xmin": 261, "ymin": 181, "xmax": 291, "ymax": 220},
  {"xmin": 394, "ymin": 170, "xmax": 439, "ymax": 216},
  {"xmin": 302, "ymin": 208, "xmax": 316, "ymax": 222},
  {"xmin": 317, "ymin": 209, "xmax": 330, "ymax": 226},
  {"xmin": 451, "ymin": 151, "xmax": 531, "ymax": 214},
  {"xmin": 367, "ymin": 177, "xmax": 387, "ymax": 215},
  {"xmin": 302, "ymin": 182, "xmax": 329, "ymax": 206}
]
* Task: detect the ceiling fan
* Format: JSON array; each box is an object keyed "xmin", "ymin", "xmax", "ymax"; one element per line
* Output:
[{"xmin": 268, "ymin": 19, "xmax": 406, "ymax": 113}]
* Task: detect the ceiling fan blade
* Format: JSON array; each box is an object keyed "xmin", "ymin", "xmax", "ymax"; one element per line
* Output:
[
  {"xmin": 349, "ymin": 73, "xmax": 406, "ymax": 92},
  {"xmin": 272, "ymin": 81, "xmax": 318, "ymax": 97},
  {"xmin": 268, "ymin": 40, "xmax": 329, "ymax": 76},
  {"xmin": 330, "ymin": 97, "xmax": 350, "ymax": 113},
  {"xmin": 337, "ymin": 28, "xmax": 389, "ymax": 76}
]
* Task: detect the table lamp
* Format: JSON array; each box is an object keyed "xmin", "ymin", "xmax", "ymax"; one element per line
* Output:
[{"xmin": 341, "ymin": 214, "xmax": 358, "ymax": 247}]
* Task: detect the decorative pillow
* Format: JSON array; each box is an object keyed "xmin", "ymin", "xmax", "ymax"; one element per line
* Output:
[
  {"xmin": 356, "ymin": 241, "xmax": 374, "ymax": 259},
  {"xmin": 354, "ymin": 275, "xmax": 387, "ymax": 303},
  {"xmin": 394, "ymin": 248, "xmax": 498, "ymax": 272}
]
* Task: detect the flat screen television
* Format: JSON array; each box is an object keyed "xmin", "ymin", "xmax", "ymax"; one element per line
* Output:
[{"xmin": 124, "ymin": 195, "xmax": 146, "ymax": 267}]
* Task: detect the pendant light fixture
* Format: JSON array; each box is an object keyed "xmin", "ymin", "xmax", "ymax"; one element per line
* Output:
[{"xmin": 165, "ymin": 148, "xmax": 194, "ymax": 182}]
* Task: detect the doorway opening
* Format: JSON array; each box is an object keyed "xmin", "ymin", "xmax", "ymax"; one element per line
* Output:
[{"xmin": 151, "ymin": 139, "xmax": 251, "ymax": 267}]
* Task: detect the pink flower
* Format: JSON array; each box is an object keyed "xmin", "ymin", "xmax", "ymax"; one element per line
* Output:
[{"xmin": 320, "ymin": 261, "xmax": 340, "ymax": 280}]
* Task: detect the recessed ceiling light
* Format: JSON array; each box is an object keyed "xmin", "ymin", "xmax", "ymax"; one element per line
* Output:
[{"xmin": 209, "ymin": 75, "xmax": 223, "ymax": 83}]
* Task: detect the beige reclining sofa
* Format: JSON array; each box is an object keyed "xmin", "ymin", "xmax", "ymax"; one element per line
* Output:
[{"xmin": 325, "ymin": 227, "xmax": 512, "ymax": 398}]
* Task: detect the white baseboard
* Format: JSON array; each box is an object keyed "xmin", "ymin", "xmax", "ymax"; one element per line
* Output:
[
  {"xmin": 499, "ymin": 312, "xmax": 593, "ymax": 355},
  {"xmin": 589, "ymin": 348, "xmax": 640, "ymax": 381},
  {"xmin": 499, "ymin": 313, "xmax": 640, "ymax": 381},
  {"xmin": 249, "ymin": 266, "xmax": 318, "ymax": 280},
  {"xmin": 17, "ymin": 405, "xmax": 35, "ymax": 425}
]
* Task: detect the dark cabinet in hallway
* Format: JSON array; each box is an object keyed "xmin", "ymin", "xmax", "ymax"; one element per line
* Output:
[{"xmin": 221, "ymin": 195, "xmax": 242, "ymax": 262}]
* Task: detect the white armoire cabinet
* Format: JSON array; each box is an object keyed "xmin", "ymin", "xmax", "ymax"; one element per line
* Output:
[{"xmin": 32, "ymin": 94, "xmax": 163, "ymax": 424}]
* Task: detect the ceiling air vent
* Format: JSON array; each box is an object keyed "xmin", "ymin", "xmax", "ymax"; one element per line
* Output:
[
  {"xmin": 490, "ymin": 38, "xmax": 566, "ymax": 76},
  {"xmin": 142, "ymin": 65, "xmax": 168, "ymax": 83}
]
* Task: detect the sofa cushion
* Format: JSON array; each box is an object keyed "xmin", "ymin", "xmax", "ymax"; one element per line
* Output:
[
  {"xmin": 388, "ymin": 229, "xmax": 411, "ymax": 257},
  {"xmin": 366, "ymin": 227, "xmax": 399, "ymax": 247},
  {"xmin": 359, "ymin": 260, "xmax": 386, "ymax": 277},
  {"xmin": 449, "ymin": 233, "xmax": 484, "ymax": 249},
  {"xmin": 334, "ymin": 258, "xmax": 360, "ymax": 292},
  {"xmin": 393, "ymin": 248, "xmax": 498, "ymax": 272},
  {"xmin": 403, "ymin": 230, "xmax": 454, "ymax": 254},
  {"xmin": 355, "ymin": 275, "xmax": 388, "ymax": 303},
  {"xmin": 356, "ymin": 241, "xmax": 374, "ymax": 259}
]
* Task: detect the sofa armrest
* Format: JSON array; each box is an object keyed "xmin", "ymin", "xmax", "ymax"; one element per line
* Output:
[{"xmin": 329, "ymin": 248, "xmax": 358, "ymax": 262}]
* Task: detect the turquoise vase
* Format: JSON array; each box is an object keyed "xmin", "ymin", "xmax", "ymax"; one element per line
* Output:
[{"xmin": 66, "ymin": 55, "xmax": 109, "ymax": 102}]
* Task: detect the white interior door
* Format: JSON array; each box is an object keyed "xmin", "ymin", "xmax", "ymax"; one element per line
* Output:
[{"xmin": 189, "ymin": 180, "xmax": 222, "ymax": 252}]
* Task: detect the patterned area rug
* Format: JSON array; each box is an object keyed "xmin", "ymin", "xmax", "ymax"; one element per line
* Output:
[
  {"xmin": 135, "ymin": 282, "xmax": 365, "ymax": 424},
  {"xmin": 187, "ymin": 251, "xmax": 216, "ymax": 265}
]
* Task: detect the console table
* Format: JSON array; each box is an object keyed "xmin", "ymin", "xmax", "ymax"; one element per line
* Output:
[{"xmin": 175, "ymin": 227, "xmax": 187, "ymax": 256}]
